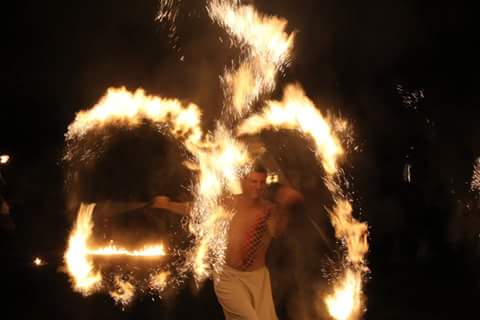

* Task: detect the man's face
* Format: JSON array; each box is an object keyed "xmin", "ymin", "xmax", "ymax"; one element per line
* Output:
[{"xmin": 242, "ymin": 171, "xmax": 267, "ymax": 200}]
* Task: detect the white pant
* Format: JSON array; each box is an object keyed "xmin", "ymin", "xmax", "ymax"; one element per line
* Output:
[{"xmin": 214, "ymin": 265, "xmax": 278, "ymax": 320}]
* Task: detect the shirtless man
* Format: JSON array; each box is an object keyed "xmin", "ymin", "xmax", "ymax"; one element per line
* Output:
[{"xmin": 151, "ymin": 164, "xmax": 302, "ymax": 320}]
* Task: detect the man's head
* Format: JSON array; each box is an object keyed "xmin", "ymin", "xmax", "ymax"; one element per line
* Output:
[{"xmin": 241, "ymin": 163, "xmax": 267, "ymax": 200}]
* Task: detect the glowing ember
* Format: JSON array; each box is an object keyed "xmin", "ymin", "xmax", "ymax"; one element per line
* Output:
[
  {"xmin": 0, "ymin": 155, "xmax": 10, "ymax": 164},
  {"xmin": 33, "ymin": 257, "xmax": 46, "ymax": 267},
  {"xmin": 472, "ymin": 158, "xmax": 480, "ymax": 192}
]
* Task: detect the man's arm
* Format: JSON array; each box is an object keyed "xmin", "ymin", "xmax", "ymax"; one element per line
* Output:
[
  {"xmin": 150, "ymin": 196, "xmax": 191, "ymax": 216},
  {"xmin": 268, "ymin": 186, "xmax": 304, "ymax": 237}
]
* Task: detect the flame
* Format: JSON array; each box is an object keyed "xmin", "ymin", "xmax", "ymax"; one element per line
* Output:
[
  {"xmin": 238, "ymin": 84, "xmax": 344, "ymax": 175},
  {"xmin": 328, "ymin": 199, "xmax": 369, "ymax": 267},
  {"xmin": 65, "ymin": 87, "xmax": 203, "ymax": 151},
  {"xmin": 64, "ymin": 203, "xmax": 166, "ymax": 296},
  {"xmin": 64, "ymin": 203, "xmax": 102, "ymax": 295},
  {"xmin": 208, "ymin": 0, "xmax": 294, "ymax": 116},
  {"xmin": 324, "ymin": 269, "xmax": 363, "ymax": 320},
  {"xmin": 87, "ymin": 244, "xmax": 166, "ymax": 257},
  {"xmin": 0, "ymin": 155, "xmax": 10, "ymax": 164},
  {"xmin": 110, "ymin": 275, "xmax": 135, "ymax": 306},
  {"xmin": 324, "ymin": 196, "xmax": 368, "ymax": 320}
]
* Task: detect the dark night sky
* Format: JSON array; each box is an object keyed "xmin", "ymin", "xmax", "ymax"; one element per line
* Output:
[{"xmin": 1, "ymin": 1, "xmax": 479, "ymax": 319}]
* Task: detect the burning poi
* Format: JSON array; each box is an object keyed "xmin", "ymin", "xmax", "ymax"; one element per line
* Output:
[{"xmin": 63, "ymin": 1, "xmax": 369, "ymax": 319}]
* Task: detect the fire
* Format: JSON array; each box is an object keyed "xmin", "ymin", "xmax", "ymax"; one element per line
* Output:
[
  {"xmin": 327, "ymin": 199, "xmax": 368, "ymax": 267},
  {"xmin": 63, "ymin": 1, "xmax": 370, "ymax": 314},
  {"xmin": 64, "ymin": 203, "xmax": 166, "ymax": 296},
  {"xmin": 65, "ymin": 87, "xmax": 203, "ymax": 154},
  {"xmin": 64, "ymin": 203, "xmax": 102, "ymax": 295},
  {"xmin": 324, "ymin": 270, "xmax": 363, "ymax": 320},
  {"xmin": 110, "ymin": 275, "xmax": 135, "ymax": 306},
  {"xmin": 208, "ymin": 0, "xmax": 294, "ymax": 116},
  {"xmin": 237, "ymin": 84, "xmax": 344, "ymax": 175},
  {"xmin": 87, "ymin": 245, "xmax": 166, "ymax": 257},
  {"xmin": 0, "ymin": 154, "xmax": 10, "ymax": 164}
]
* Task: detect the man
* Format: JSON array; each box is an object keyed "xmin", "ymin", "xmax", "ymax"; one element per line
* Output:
[{"xmin": 151, "ymin": 164, "xmax": 303, "ymax": 320}]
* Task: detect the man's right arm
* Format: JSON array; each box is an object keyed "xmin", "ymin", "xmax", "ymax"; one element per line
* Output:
[{"xmin": 150, "ymin": 196, "xmax": 191, "ymax": 216}]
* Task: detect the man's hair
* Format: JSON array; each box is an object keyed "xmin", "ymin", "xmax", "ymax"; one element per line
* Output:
[{"xmin": 251, "ymin": 162, "xmax": 267, "ymax": 174}]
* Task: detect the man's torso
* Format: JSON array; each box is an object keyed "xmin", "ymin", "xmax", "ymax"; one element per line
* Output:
[{"xmin": 224, "ymin": 196, "xmax": 275, "ymax": 271}]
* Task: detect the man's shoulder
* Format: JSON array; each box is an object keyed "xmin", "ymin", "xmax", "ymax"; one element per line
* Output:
[{"xmin": 260, "ymin": 199, "xmax": 275, "ymax": 211}]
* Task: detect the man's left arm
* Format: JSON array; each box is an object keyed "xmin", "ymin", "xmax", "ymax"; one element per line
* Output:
[{"xmin": 268, "ymin": 186, "xmax": 303, "ymax": 237}]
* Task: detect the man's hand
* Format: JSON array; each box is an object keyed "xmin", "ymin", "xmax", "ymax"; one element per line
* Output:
[
  {"xmin": 151, "ymin": 196, "xmax": 170, "ymax": 210},
  {"xmin": 275, "ymin": 186, "xmax": 303, "ymax": 208},
  {"xmin": 151, "ymin": 196, "xmax": 190, "ymax": 216}
]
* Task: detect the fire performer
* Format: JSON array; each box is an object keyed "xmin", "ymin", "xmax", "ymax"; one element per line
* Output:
[{"xmin": 151, "ymin": 164, "xmax": 303, "ymax": 320}]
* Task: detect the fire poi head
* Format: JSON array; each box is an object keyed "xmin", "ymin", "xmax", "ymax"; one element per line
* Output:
[{"xmin": 63, "ymin": 1, "xmax": 369, "ymax": 318}]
